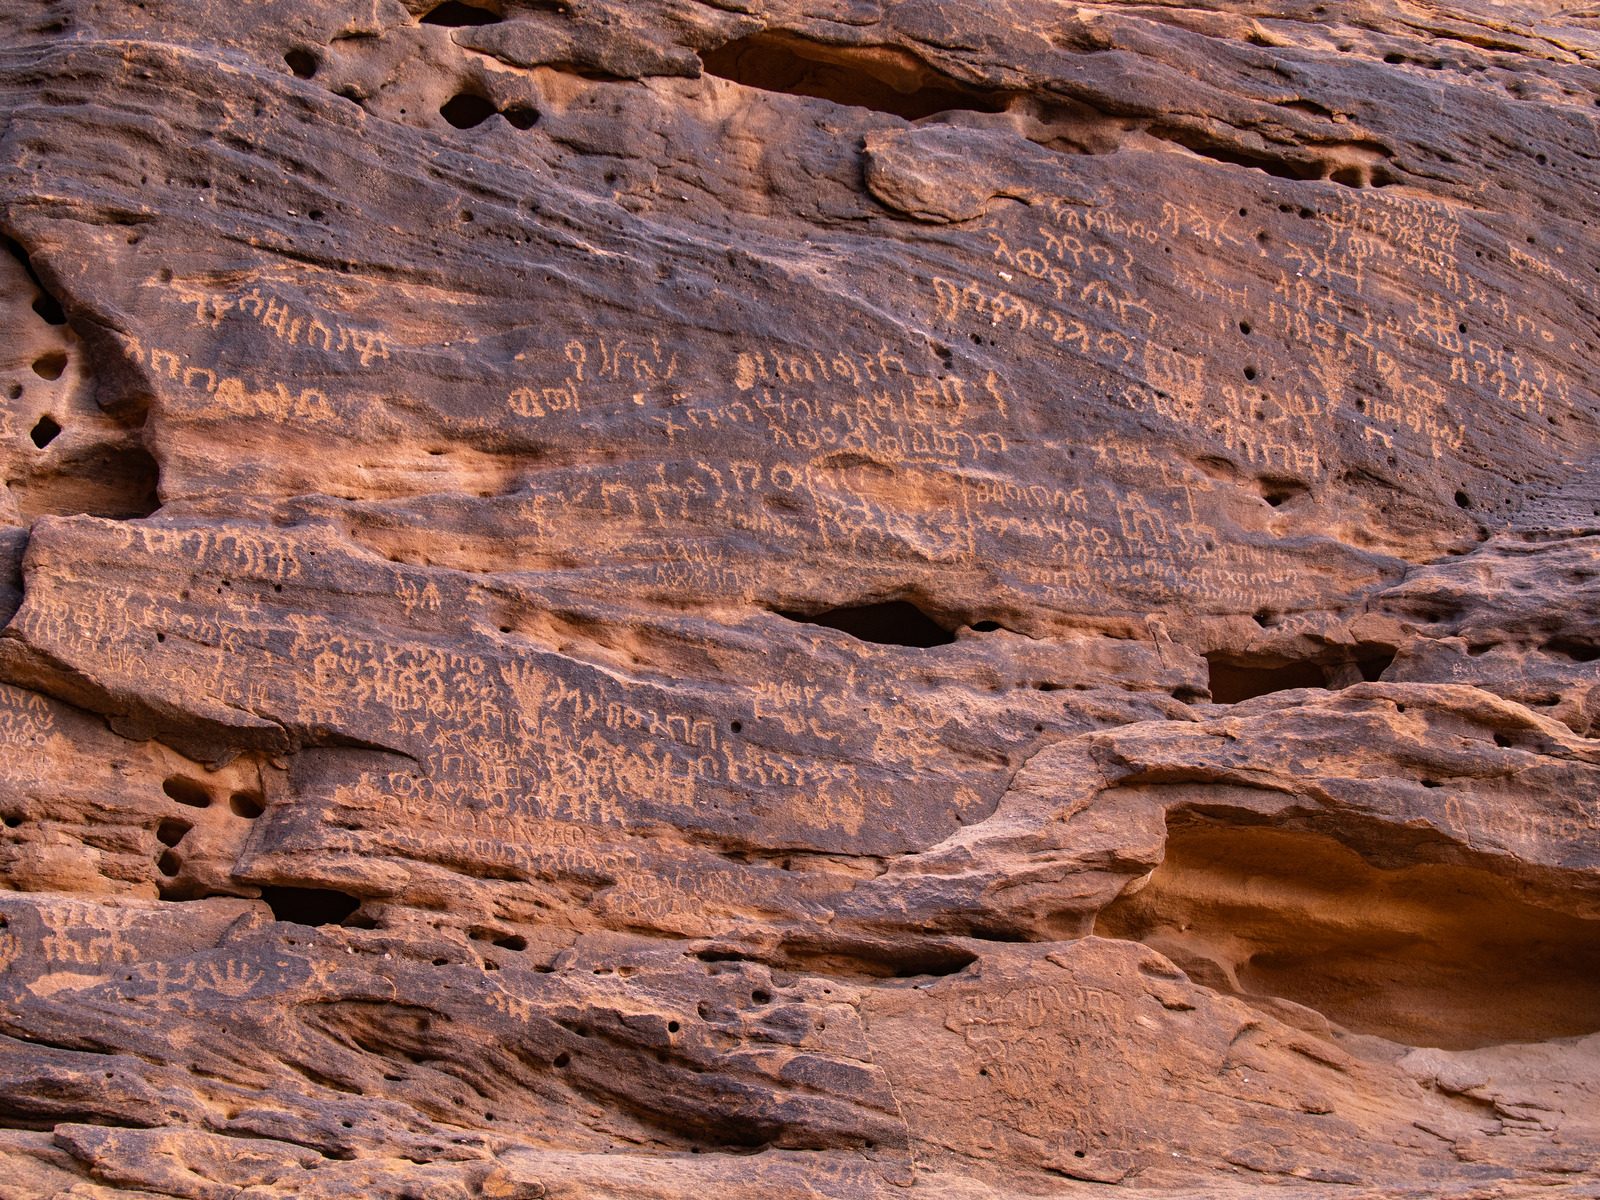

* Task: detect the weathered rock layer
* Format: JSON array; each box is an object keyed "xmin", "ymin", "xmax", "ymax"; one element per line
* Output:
[{"xmin": 1, "ymin": 0, "xmax": 1599, "ymax": 1196}]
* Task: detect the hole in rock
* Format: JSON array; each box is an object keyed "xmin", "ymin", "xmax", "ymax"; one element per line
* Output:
[
  {"xmin": 261, "ymin": 886, "xmax": 361, "ymax": 927},
  {"xmin": 284, "ymin": 48, "xmax": 319, "ymax": 78},
  {"xmin": 1096, "ymin": 817, "xmax": 1600, "ymax": 1049},
  {"xmin": 31, "ymin": 351, "xmax": 66, "ymax": 380},
  {"xmin": 441, "ymin": 93, "xmax": 497, "ymax": 128},
  {"xmin": 32, "ymin": 294, "xmax": 65, "ymax": 325},
  {"xmin": 1150, "ymin": 126, "xmax": 1394, "ymax": 189},
  {"xmin": 3, "ymin": 237, "xmax": 68, "ymax": 325},
  {"xmin": 503, "ymin": 105, "xmax": 539, "ymax": 129},
  {"xmin": 773, "ymin": 938, "xmax": 978, "ymax": 980},
  {"xmin": 9, "ymin": 442, "xmax": 161, "ymax": 521},
  {"xmin": 701, "ymin": 33, "xmax": 1010, "ymax": 122},
  {"xmin": 0, "ymin": 1106, "xmax": 147, "ymax": 1134},
  {"xmin": 1205, "ymin": 654, "xmax": 1327, "ymax": 702},
  {"xmin": 163, "ymin": 777, "xmax": 212, "ymax": 808},
  {"xmin": 155, "ymin": 819, "xmax": 190, "ymax": 847},
  {"xmin": 1259, "ymin": 476, "xmax": 1308, "ymax": 507},
  {"xmin": 776, "ymin": 600, "xmax": 954, "ymax": 648},
  {"xmin": 29, "ymin": 415, "xmax": 60, "ymax": 449},
  {"xmin": 229, "ymin": 790, "xmax": 265, "ymax": 819},
  {"xmin": 157, "ymin": 850, "xmax": 182, "ymax": 877},
  {"xmin": 1543, "ymin": 636, "xmax": 1599, "ymax": 663},
  {"xmin": 1356, "ymin": 649, "xmax": 1396, "ymax": 681},
  {"xmin": 421, "ymin": 1, "xmax": 503, "ymax": 25},
  {"xmin": 1150, "ymin": 126, "xmax": 1326, "ymax": 182}
]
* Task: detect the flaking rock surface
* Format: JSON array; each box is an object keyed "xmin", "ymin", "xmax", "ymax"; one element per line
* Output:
[{"xmin": 1, "ymin": 0, "xmax": 1599, "ymax": 1196}]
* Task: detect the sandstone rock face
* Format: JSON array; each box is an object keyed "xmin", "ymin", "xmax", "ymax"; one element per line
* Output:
[{"xmin": 1, "ymin": 0, "xmax": 1599, "ymax": 1195}]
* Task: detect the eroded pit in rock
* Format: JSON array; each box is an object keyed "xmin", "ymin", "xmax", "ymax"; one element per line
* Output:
[
  {"xmin": 9, "ymin": 441, "xmax": 161, "ymax": 521},
  {"xmin": 776, "ymin": 600, "xmax": 955, "ymax": 647},
  {"xmin": 441, "ymin": 92, "xmax": 498, "ymax": 129},
  {"xmin": 1205, "ymin": 648, "xmax": 1395, "ymax": 702},
  {"xmin": 1095, "ymin": 816, "xmax": 1600, "ymax": 1049},
  {"xmin": 3, "ymin": 238, "xmax": 67, "ymax": 330},
  {"xmin": 702, "ymin": 33, "xmax": 1011, "ymax": 122},
  {"xmin": 28, "ymin": 415, "xmax": 60, "ymax": 448},
  {"xmin": 1205, "ymin": 655, "xmax": 1329, "ymax": 702},
  {"xmin": 769, "ymin": 938, "xmax": 979, "ymax": 981},
  {"xmin": 260, "ymin": 885, "xmax": 362, "ymax": 927},
  {"xmin": 420, "ymin": 1, "xmax": 503, "ymax": 26},
  {"xmin": 1148, "ymin": 125, "xmax": 1400, "ymax": 188}
]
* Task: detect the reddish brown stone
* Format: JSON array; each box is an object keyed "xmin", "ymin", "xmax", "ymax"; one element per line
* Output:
[{"xmin": 1, "ymin": 1, "xmax": 1598, "ymax": 1196}]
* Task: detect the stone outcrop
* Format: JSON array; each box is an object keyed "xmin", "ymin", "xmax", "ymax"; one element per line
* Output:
[{"xmin": 1, "ymin": 0, "xmax": 1599, "ymax": 1195}]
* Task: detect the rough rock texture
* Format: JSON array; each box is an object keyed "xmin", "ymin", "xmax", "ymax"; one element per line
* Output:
[{"xmin": 1, "ymin": 0, "xmax": 1599, "ymax": 1196}]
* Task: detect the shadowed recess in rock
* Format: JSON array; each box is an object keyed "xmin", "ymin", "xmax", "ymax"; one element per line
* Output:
[
  {"xmin": 28, "ymin": 415, "xmax": 59, "ymax": 449},
  {"xmin": 1205, "ymin": 648, "xmax": 1394, "ymax": 702},
  {"xmin": 2, "ymin": 236, "xmax": 66, "ymax": 325},
  {"xmin": 767, "ymin": 937, "xmax": 978, "ymax": 980},
  {"xmin": 420, "ymin": 1, "xmax": 503, "ymax": 26},
  {"xmin": 776, "ymin": 600, "xmax": 955, "ymax": 647},
  {"xmin": 1148, "ymin": 124, "xmax": 1401, "ymax": 188},
  {"xmin": 8, "ymin": 441, "xmax": 160, "ymax": 521},
  {"xmin": 284, "ymin": 47, "xmax": 318, "ymax": 78},
  {"xmin": 1206, "ymin": 656, "xmax": 1329, "ymax": 702},
  {"xmin": 260, "ymin": 886, "xmax": 362, "ymax": 927},
  {"xmin": 441, "ymin": 92, "xmax": 498, "ymax": 129},
  {"xmin": 1544, "ymin": 636, "xmax": 1599, "ymax": 663},
  {"xmin": 1095, "ymin": 817, "xmax": 1600, "ymax": 1049},
  {"xmin": 702, "ymin": 33, "xmax": 1011, "ymax": 121}
]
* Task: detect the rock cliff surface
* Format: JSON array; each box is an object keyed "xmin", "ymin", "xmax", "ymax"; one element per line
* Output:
[{"xmin": 2, "ymin": 0, "xmax": 1599, "ymax": 1196}]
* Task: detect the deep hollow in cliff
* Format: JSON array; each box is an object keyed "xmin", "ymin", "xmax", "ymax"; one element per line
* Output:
[{"xmin": 1095, "ymin": 816, "xmax": 1600, "ymax": 1049}]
